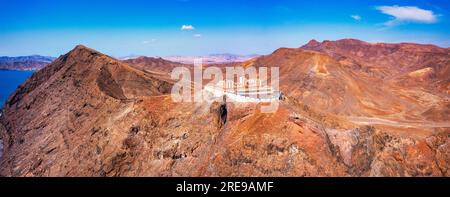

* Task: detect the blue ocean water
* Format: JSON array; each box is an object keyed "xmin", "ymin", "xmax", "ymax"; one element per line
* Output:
[{"xmin": 0, "ymin": 70, "xmax": 33, "ymax": 107}]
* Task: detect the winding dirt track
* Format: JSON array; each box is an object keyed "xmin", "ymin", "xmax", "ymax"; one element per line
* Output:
[{"xmin": 348, "ymin": 116, "xmax": 450, "ymax": 128}]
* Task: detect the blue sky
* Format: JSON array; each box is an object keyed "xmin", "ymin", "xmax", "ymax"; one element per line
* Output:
[{"xmin": 0, "ymin": 0, "xmax": 449, "ymax": 57}]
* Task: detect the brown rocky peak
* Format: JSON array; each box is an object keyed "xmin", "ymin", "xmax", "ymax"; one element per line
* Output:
[
  {"xmin": 302, "ymin": 38, "xmax": 444, "ymax": 52},
  {"xmin": 304, "ymin": 39, "xmax": 320, "ymax": 47},
  {"xmin": 69, "ymin": 44, "xmax": 102, "ymax": 56},
  {"xmin": 65, "ymin": 44, "xmax": 113, "ymax": 62},
  {"xmin": 132, "ymin": 56, "xmax": 167, "ymax": 63},
  {"xmin": 302, "ymin": 38, "xmax": 370, "ymax": 49},
  {"xmin": 334, "ymin": 38, "xmax": 368, "ymax": 44},
  {"xmin": 73, "ymin": 44, "xmax": 90, "ymax": 50},
  {"xmin": 123, "ymin": 55, "xmax": 185, "ymax": 74},
  {"xmin": 131, "ymin": 55, "xmax": 178, "ymax": 63}
]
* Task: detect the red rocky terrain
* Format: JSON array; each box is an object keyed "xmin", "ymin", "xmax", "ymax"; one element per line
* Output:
[{"xmin": 0, "ymin": 40, "xmax": 448, "ymax": 176}]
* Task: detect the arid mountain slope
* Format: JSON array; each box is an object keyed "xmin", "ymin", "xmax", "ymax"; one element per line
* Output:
[
  {"xmin": 122, "ymin": 56, "xmax": 186, "ymax": 75},
  {"xmin": 0, "ymin": 43, "xmax": 449, "ymax": 177},
  {"xmin": 301, "ymin": 39, "xmax": 450, "ymax": 93},
  {"xmin": 236, "ymin": 39, "xmax": 449, "ymax": 124},
  {"xmin": 0, "ymin": 45, "xmax": 173, "ymax": 176}
]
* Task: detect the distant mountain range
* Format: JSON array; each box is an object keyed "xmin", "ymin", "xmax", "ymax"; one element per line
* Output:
[
  {"xmin": 0, "ymin": 54, "xmax": 257, "ymax": 71},
  {"xmin": 0, "ymin": 55, "xmax": 55, "ymax": 71},
  {"xmin": 121, "ymin": 53, "xmax": 260, "ymax": 64},
  {"xmin": 162, "ymin": 53, "xmax": 260, "ymax": 64}
]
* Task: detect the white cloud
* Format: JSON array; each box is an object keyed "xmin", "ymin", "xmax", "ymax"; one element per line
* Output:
[
  {"xmin": 142, "ymin": 39, "xmax": 156, "ymax": 44},
  {"xmin": 181, "ymin": 25, "xmax": 195, "ymax": 30},
  {"xmin": 376, "ymin": 5, "xmax": 437, "ymax": 26},
  {"xmin": 193, "ymin": 34, "xmax": 202, "ymax": 38},
  {"xmin": 351, "ymin": 15, "xmax": 361, "ymax": 21}
]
